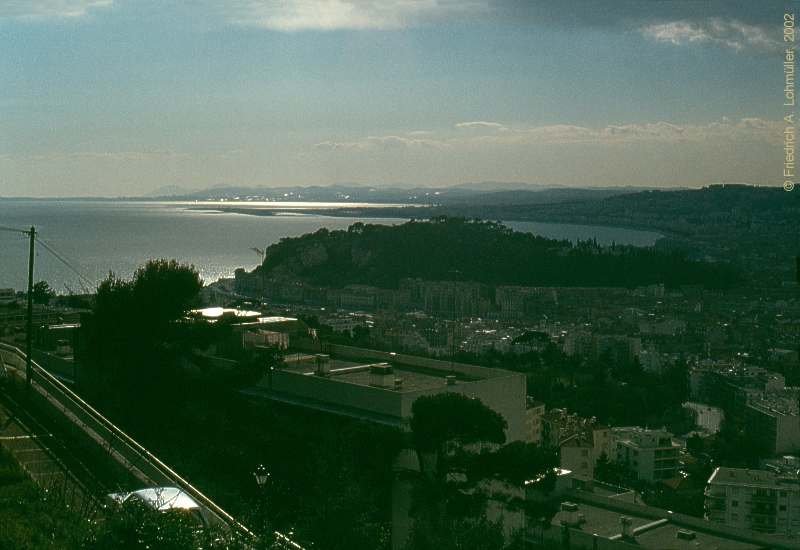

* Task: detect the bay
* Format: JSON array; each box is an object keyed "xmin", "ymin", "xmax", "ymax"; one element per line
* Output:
[{"xmin": 0, "ymin": 200, "xmax": 662, "ymax": 293}]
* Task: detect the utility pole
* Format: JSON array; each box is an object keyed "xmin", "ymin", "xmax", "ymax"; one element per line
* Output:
[{"xmin": 25, "ymin": 225, "xmax": 35, "ymax": 390}]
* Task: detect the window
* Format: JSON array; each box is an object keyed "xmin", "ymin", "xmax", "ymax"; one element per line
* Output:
[
  {"xmin": 779, "ymin": 505, "xmax": 787, "ymax": 512},
  {"xmin": 732, "ymin": 500, "xmax": 739, "ymax": 507}
]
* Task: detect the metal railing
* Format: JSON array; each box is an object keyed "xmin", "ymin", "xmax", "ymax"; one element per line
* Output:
[{"xmin": 0, "ymin": 343, "xmax": 255, "ymax": 540}]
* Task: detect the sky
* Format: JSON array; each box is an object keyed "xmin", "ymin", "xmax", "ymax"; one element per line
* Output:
[{"xmin": 0, "ymin": 1, "xmax": 793, "ymax": 197}]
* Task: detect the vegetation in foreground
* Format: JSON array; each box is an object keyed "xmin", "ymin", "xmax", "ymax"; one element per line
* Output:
[
  {"xmin": 78, "ymin": 260, "xmax": 405, "ymax": 549},
  {"xmin": 0, "ymin": 447, "xmax": 89, "ymax": 550},
  {"xmin": 0, "ymin": 447, "xmax": 267, "ymax": 549}
]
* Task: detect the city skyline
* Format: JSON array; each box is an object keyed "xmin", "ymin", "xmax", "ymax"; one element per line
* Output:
[{"xmin": 0, "ymin": 1, "xmax": 792, "ymax": 196}]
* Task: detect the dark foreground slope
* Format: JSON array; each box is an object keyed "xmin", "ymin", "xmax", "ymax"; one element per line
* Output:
[{"xmin": 256, "ymin": 217, "xmax": 738, "ymax": 289}]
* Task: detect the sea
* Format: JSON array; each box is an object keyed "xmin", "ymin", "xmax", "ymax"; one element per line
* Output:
[{"xmin": 0, "ymin": 200, "xmax": 662, "ymax": 293}]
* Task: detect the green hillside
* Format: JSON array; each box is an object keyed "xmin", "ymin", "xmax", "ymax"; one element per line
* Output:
[{"xmin": 256, "ymin": 217, "xmax": 739, "ymax": 289}]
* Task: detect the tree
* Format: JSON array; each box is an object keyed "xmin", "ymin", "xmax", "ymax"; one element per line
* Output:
[
  {"xmin": 406, "ymin": 395, "xmax": 561, "ymax": 550},
  {"xmin": 83, "ymin": 500, "xmax": 253, "ymax": 550},
  {"xmin": 410, "ymin": 393, "xmax": 506, "ymax": 477},
  {"xmin": 465, "ymin": 441, "xmax": 558, "ymax": 487},
  {"xmin": 594, "ymin": 452, "xmax": 632, "ymax": 486},
  {"xmin": 83, "ymin": 260, "xmax": 203, "ymax": 417},
  {"xmin": 405, "ymin": 516, "xmax": 514, "ymax": 550},
  {"xmin": 130, "ymin": 259, "xmax": 203, "ymax": 338},
  {"xmin": 93, "ymin": 259, "xmax": 201, "ymax": 342},
  {"xmin": 31, "ymin": 280, "xmax": 55, "ymax": 305},
  {"xmin": 253, "ymin": 217, "xmax": 739, "ymax": 290},
  {"xmin": 686, "ymin": 433, "xmax": 704, "ymax": 456}
]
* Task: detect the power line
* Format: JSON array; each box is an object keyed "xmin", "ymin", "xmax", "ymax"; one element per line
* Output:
[
  {"xmin": 0, "ymin": 225, "xmax": 30, "ymax": 234},
  {"xmin": 1, "ymin": 225, "xmax": 96, "ymax": 294},
  {"xmin": 35, "ymin": 237, "xmax": 95, "ymax": 292},
  {"xmin": 34, "ymin": 237, "xmax": 96, "ymax": 293}
]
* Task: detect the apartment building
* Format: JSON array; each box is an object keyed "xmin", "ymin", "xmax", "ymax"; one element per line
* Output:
[
  {"xmin": 745, "ymin": 394, "xmax": 800, "ymax": 455},
  {"xmin": 611, "ymin": 427, "xmax": 680, "ymax": 483},
  {"xmin": 525, "ymin": 398, "xmax": 545, "ymax": 445},
  {"xmin": 705, "ymin": 466, "xmax": 800, "ymax": 536}
]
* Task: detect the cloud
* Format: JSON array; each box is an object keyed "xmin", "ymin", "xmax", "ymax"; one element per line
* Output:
[
  {"xmin": 491, "ymin": 1, "xmax": 777, "ymax": 29},
  {"xmin": 455, "ymin": 121, "xmax": 507, "ymax": 130},
  {"xmin": 0, "ymin": 1, "xmax": 112, "ymax": 19},
  {"xmin": 314, "ymin": 134, "xmax": 449, "ymax": 151},
  {"xmin": 315, "ymin": 117, "xmax": 784, "ymax": 153},
  {"xmin": 640, "ymin": 18, "xmax": 780, "ymax": 51},
  {"xmin": 482, "ymin": 118, "xmax": 784, "ymax": 145},
  {"xmin": 222, "ymin": 0, "xmax": 488, "ymax": 31}
]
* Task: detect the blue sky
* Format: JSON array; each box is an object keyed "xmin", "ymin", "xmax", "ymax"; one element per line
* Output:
[{"xmin": 0, "ymin": 1, "xmax": 792, "ymax": 196}]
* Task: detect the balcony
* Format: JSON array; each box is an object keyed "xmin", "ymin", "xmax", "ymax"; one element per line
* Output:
[
  {"xmin": 751, "ymin": 493, "xmax": 777, "ymax": 503},
  {"xmin": 705, "ymin": 500, "xmax": 727, "ymax": 511}
]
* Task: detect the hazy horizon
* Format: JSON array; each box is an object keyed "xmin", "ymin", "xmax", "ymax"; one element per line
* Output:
[
  {"xmin": 1, "ymin": 180, "xmax": 779, "ymax": 201},
  {"xmin": 1, "ymin": 1, "xmax": 790, "ymax": 197}
]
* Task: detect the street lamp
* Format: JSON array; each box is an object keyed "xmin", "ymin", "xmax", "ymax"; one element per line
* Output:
[
  {"xmin": 254, "ymin": 464, "xmax": 271, "ymax": 488},
  {"xmin": 251, "ymin": 463, "xmax": 272, "ymax": 542}
]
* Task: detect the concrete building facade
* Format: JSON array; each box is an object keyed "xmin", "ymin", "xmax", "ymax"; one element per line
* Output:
[
  {"xmin": 706, "ymin": 466, "xmax": 800, "ymax": 536},
  {"xmin": 257, "ymin": 345, "xmax": 530, "ymax": 443},
  {"xmin": 526, "ymin": 399, "xmax": 545, "ymax": 445},
  {"xmin": 611, "ymin": 427, "xmax": 680, "ymax": 483},
  {"xmin": 745, "ymin": 396, "xmax": 800, "ymax": 455}
]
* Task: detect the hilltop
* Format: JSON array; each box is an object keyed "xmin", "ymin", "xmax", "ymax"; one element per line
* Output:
[{"xmin": 251, "ymin": 217, "xmax": 738, "ymax": 290}]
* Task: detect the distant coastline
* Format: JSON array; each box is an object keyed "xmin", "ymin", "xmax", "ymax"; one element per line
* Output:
[{"xmin": 190, "ymin": 203, "xmax": 666, "ymax": 247}]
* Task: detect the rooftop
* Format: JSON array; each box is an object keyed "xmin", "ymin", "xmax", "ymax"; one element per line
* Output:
[
  {"xmin": 708, "ymin": 466, "xmax": 800, "ymax": 488},
  {"xmin": 747, "ymin": 394, "xmax": 800, "ymax": 416},
  {"xmin": 279, "ymin": 356, "xmax": 479, "ymax": 393},
  {"xmin": 553, "ymin": 493, "xmax": 770, "ymax": 550}
]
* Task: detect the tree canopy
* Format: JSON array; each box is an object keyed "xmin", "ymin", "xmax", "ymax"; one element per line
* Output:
[
  {"xmin": 406, "ymin": 394, "xmax": 558, "ymax": 550},
  {"xmin": 256, "ymin": 217, "xmax": 740, "ymax": 289},
  {"xmin": 82, "ymin": 259, "xmax": 203, "ymax": 414},
  {"xmin": 31, "ymin": 280, "xmax": 55, "ymax": 305},
  {"xmin": 410, "ymin": 393, "xmax": 507, "ymax": 453}
]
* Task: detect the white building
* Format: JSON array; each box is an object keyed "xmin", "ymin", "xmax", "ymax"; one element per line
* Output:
[
  {"xmin": 611, "ymin": 427, "xmax": 680, "ymax": 483},
  {"xmin": 559, "ymin": 427, "xmax": 611, "ymax": 480},
  {"xmin": 745, "ymin": 395, "xmax": 800, "ymax": 455},
  {"xmin": 683, "ymin": 402, "xmax": 725, "ymax": 434},
  {"xmin": 706, "ymin": 466, "xmax": 800, "ymax": 536},
  {"xmin": 525, "ymin": 399, "xmax": 545, "ymax": 445}
]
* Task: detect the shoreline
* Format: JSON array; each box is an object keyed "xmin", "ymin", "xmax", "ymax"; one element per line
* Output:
[{"xmin": 190, "ymin": 204, "xmax": 670, "ymax": 244}]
